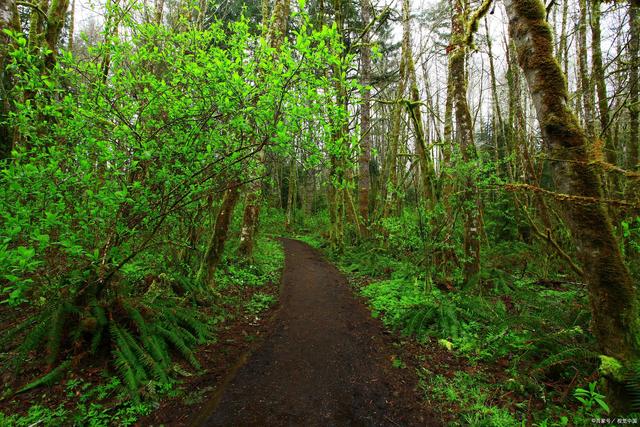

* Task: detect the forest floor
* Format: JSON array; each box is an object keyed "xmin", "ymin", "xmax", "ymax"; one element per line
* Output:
[{"xmin": 186, "ymin": 238, "xmax": 441, "ymax": 426}]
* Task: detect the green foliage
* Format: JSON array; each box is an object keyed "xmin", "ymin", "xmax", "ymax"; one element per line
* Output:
[
  {"xmin": 1, "ymin": 378, "xmax": 154, "ymax": 427},
  {"xmin": 1, "ymin": 4, "xmax": 337, "ymax": 415},
  {"xmin": 17, "ymin": 360, "xmax": 72, "ymax": 394},
  {"xmin": 0, "ymin": 404, "xmax": 68, "ymax": 427},
  {"xmin": 245, "ymin": 292, "xmax": 277, "ymax": 315},
  {"xmin": 334, "ymin": 224, "xmax": 598, "ymax": 424},
  {"xmin": 421, "ymin": 370, "xmax": 521, "ymax": 426},
  {"xmin": 574, "ymin": 382, "xmax": 610, "ymax": 416},
  {"xmin": 215, "ymin": 236, "xmax": 284, "ymax": 289}
]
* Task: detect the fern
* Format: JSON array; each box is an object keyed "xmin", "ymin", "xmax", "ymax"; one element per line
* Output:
[
  {"xmin": 156, "ymin": 325, "xmax": 201, "ymax": 370},
  {"xmin": 16, "ymin": 360, "xmax": 72, "ymax": 394},
  {"xmin": 1, "ymin": 274, "xmax": 211, "ymax": 398},
  {"xmin": 113, "ymin": 347, "xmax": 142, "ymax": 402},
  {"xmin": 534, "ymin": 347, "xmax": 597, "ymax": 372},
  {"xmin": 13, "ymin": 316, "xmax": 50, "ymax": 371}
]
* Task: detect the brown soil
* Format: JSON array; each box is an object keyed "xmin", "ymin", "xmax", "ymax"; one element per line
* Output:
[{"xmin": 192, "ymin": 238, "xmax": 441, "ymax": 427}]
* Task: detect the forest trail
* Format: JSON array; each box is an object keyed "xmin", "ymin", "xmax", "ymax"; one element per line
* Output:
[{"xmin": 193, "ymin": 239, "xmax": 440, "ymax": 427}]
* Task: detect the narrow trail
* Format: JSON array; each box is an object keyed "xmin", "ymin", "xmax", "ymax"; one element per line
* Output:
[{"xmin": 194, "ymin": 239, "xmax": 440, "ymax": 426}]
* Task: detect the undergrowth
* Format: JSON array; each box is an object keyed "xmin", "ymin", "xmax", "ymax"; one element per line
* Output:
[
  {"xmin": 301, "ymin": 207, "xmax": 608, "ymax": 425},
  {"xmin": 0, "ymin": 233, "xmax": 283, "ymax": 426}
]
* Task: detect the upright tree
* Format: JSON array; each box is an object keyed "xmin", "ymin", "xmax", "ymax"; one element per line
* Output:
[
  {"xmin": 448, "ymin": 0, "xmax": 481, "ymax": 284},
  {"xmin": 0, "ymin": 0, "xmax": 19, "ymax": 161},
  {"xmin": 503, "ymin": 0, "xmax": 639, "ymax": 409},
  {"xmin": 357, "ymin": 0, "xmax": 372, "ymax": 228}
]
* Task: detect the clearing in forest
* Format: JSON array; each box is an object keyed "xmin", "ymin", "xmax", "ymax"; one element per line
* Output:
[{"xmin": 192, "ymin": 239, "xmax": 440, "ymax": 426}]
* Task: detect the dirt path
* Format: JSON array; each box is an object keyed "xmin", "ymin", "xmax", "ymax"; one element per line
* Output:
[{"xmin": 193, "ymin": 239, "xmax": 440, "ymax": 426}]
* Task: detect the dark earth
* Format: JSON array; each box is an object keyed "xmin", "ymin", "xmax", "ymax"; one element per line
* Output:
[{"xmin": 191, "ymin": 238, "xmax": 440, "ymax": 426}]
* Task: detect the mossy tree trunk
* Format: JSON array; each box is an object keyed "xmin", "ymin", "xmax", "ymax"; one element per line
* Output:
[
  {"xmin": 381, "ymin": 0, "xmax": 409, "ymax": 218},
  {"xmin": 449, "ymin": 0, "xmax": 481, "ymax": 285},
  {"xmin": 198, "ymin": 183, "xmax": 241, "ymax": 287},
  {"xmin": 357, "ymin": 0, "xmax": 372, "ymax": 229},
  {"xmin": 577, "ymin": 0, "xmax": 595, "ymax": 138},
  {"xmin": 403, "ymin": 0, "xmax": 434, "ymax": 206},
  {"xmin": 285, "ymin": 157, "xmax": 297, "ymax": 230},
  {"xmin": 0, "ymin": 0, "xmax": 20, "ymax": 161},
  {"xmin": 628, "ymin": 3, "xmax": 639, "ymax": 173},
  {"xmin": 237, "ymin": 0, "xmax": 290, "ymax": 259},
  {"xmin": 590, "ymin": 0, "xmax": 615, "ymax": 166},
  {"xmin": 28, "ymin": 0, "xmax": 49, "ymax": 47},
  {"xmin": 155, "ymin": 0, "xmax": 164, "ymax": 25},
  {"xmin": 44, "ymin": 0, "xmax": 70, "ymax": 68},
  {"xmin": 504, "ymin": 0, "xmax": 640, "ymax": 410}
]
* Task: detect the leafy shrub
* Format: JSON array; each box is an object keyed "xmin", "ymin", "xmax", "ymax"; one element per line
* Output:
[{"xmin": 245, "ymin": 293, "xmax": 277, "ymax": 315}]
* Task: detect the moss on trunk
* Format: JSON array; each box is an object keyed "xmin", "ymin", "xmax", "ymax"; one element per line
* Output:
[{"xmin": 504, "ymin": 0, "xmax": 640, "ymax": 412}]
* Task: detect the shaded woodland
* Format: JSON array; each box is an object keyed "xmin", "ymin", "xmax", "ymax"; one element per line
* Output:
[{"xmin": 1, "ymin": 0, "xmax": 639, "ymax": 424}]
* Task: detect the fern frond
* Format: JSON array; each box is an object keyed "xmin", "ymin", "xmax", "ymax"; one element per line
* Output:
[
  {"xmin": 0, "ymin": 316, "xmax": 37, "ymax": 351},
  {"xmin": 113, "ymin": 347, "xmax": 141, "ymax": 402},
  {"xmin": 156, "ymin": 325, "xmax": 201, "ymax": 370},
  {"xmin": 110, "ymin": 323, "xmax": 148, "ymax": 384},
  {"xmin": 16, "ymin": 360, "xmax": 71, "ymax": 394},
  {"xmin": 14, "ymin": 317, "xmax": 49, "ymax": 370},
  {"xmin": 535, "ymin": 347, "xmax": 596, "ymax": 372}
]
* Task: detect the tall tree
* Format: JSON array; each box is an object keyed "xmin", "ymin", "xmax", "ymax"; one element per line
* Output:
[
  {"xmin": 0, "ymin": 0, "xmax": 20, "ymax": 161},
  {"xmin": 237, "ymin": 0, "xmax": 291, "ymax": 259},
  {"xmin": 448, "ymin": 0, "xmax": 481, "ymax": 284},
  {"xmin": 577, "ymin": 0, "xmax": 595, "ymax": 138},
  {"xmin": 358, "ymin": 0, "xmax": 372, "ymax": 227},
  {"xmin": 591, "ymin": 0, "xmax": 615, "ymax": 166},
  {"xmin": 381, "ymin": 0, "xmax": 409, "ymax": 217},
  {"xmin": 503, "ymin": 0, "xmax": 639, "ymax": 409},
  {"xmin": 44, "ymin": 0, "xmax": 71, "ymax": 68},
  {"xmin": 629, "ymin": 3, "xmax": 639, "ymax": 173}
]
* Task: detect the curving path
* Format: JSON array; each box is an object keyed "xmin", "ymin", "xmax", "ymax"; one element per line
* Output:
[{"xmin": 193, "ymin": 238, "xmax": 439, "ymax": 427}]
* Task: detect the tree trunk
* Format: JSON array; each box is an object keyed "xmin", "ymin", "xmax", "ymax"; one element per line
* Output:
[
  {"xmin": 403, "ymin": 0, "xmax": 434, "ymax": 206},
  {"xmin": 0, "ymin": 0, "xmax": 20, "ymax": 161},
  {"xmin": 44, "ymin": 0, "xmax": 70, "ymax": 68},
  {"xmin": 68, "ymin": 0, "xmax": 76, "ymax": 51},
  {"xmin": 557, "ymin": 0, "xmax": 569, "ymax": 77},
  {"xmin": 285, "ymin": 157, "xmax": 296, "ymax": 230},
  {"xmin": 504, "ymin": 0, "xmax": 639, "ymax": 410},
  {"xmin": 357, "ymin": 0, "xmax": 372, "ymax": 227},
  {"xmin": 155, "ymin": 0, "xmax": 164, "ymax": 25},
  {"xmin": 449, "ymin": 0, "xmax": 481, "ymax": 285},
  {"xmin": 199, "ymin": 183, "xmax": 241, "ymax": 287},
  {"xmin": 577, "ymin": 0, "xmax": 595, "ymax": 138},
  {"xmin": 28, "ymin": 0, "xmax": 49, "ymax": 47},
  {"xmin": 382, "ymin": 0, "xmax": 409, "ymax": 217},
  {"xmin": 591, "ymin": 0, "xmax": 614, "ymax": 165},
  {"xmin": 629, "ymin": 3, "xmax": 639, "ymax": 173},
  {"xmin": 237, "ymin": 0, "xmax": 291, "ymax": 258}
]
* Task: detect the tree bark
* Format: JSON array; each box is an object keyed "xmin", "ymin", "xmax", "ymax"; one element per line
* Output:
[
  {"xmin": 577, "ymin": 0, "xmax": 595, "ymax": 138},
  {"xmin": 382, "ymin": 0, "xmax": 409, "ymax": 217},
  {"xmin": 0, "ymin": 0, "xmax": 20, "ymax": 161},
  {"xmin": 44, "ymin": 0, "xmax": 70, "ymax": 68},
  {"xmin": 629, "ymin": 3, "xmax": 639, "ymax": 172},
  {"xmin": 199, "ymin": 183, "xmax": 241, "ymax": 287},
  {"xmin": 449, "ymin": 0, "xmax": 481, "ymax": 285},
  {"xmin": 357, "ymin": 0, "xmax": 372, "ymax": 227},
  {"xmin": 237, "ymin": 0, "xmax": 291, "ymax": 259},
  {"xmin": 504, "ymin": 0, "xmax": 639, "ymax": 410}
]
